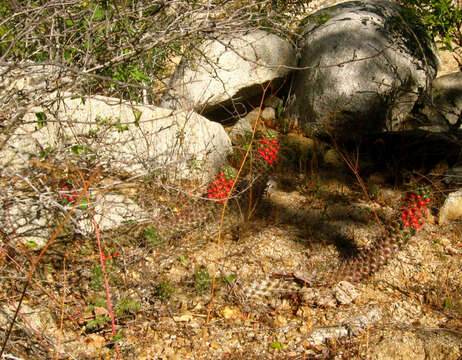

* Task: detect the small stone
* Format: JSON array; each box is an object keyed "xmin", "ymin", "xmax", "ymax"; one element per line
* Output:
[
  {"xmin": 343, "ymin": 308, "xmax": 382, "ymax": 336},
  {"xmin": 209, "ymin": 341, "xmax": 220, "ymax": 349},
  {"xmin": 245, "ymin": 108, "xmax": 264, "ymax": 127},
  {"xmin": 282, "ymin": 134, "xmax": 316, "ymax": 156},
  {"xmin": 84, "ymin": 334, "xmax": 106, "ymax": 352},
  {"xmin": 173, "ymin": 313, "xmax": 193, "ymax": 322},
  {"xmin": 307, "ymin": 327, "xmax": 348, "ymax": 346},
  {"xmin": 264, "ymin": 96, "xmax": 283, "ymax": 109},
  {"xmin": 93, "ymin": 306, "xmax": 109, "ymax": 317},
  {"xmin": 333, "ymin": 281, "xmax": 360, "ymax": 305},
  {"xmin": 296, "ymin": 306, "xmax": 314, "ymax": 320},
  {"xmin": 261, "ymin": 107, "xmax": 277, "ymax": 128},
  {"xmin": 229, "ymin": 116, "xmax": 253, "ymax": 141},
  {"xmin": 299, "ymin": 288, "xmax": 318, "ymax": 305},
  {"xmin": 315, "ymin": 289, "xmax": 337, "ymax": 308},
  {"xmin": 273, "ymin": 314, "xmax": 288, "ymax": 327},
  {"xmin": 299, "ymin": 324, "xmax": 311, "ymax": 334},
  {"xmin": 221, "ymin": 306, "xmax": 240, "ymax": 320}
]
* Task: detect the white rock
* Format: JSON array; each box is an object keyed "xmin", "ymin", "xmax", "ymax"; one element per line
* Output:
[
  {"xmin": 343, "ymin": 307, "xmax": 382, "ymax": 336},
  {"xmin": 229, "ymin": 107, "xmax": 275, "ymax": 141},
  {"xmin": 305, "ymin": 308, "xmax": 382, "ymax": 346},
  {"xmin": 439, "ymin": 190, "xmax": 462, "ymax": 224},
  {"xmin": 74, "ymin": 193, "xmax": 151, "ymax": 236},
  {"xmin": 306, "ymin": 326, "xmax": 349, "ymax": 346},
  {"xmin": 261, "ymin": 107, "xmax": 276, "ymax": 123},
  {"xmin": 0, "ymin": 192, "xmax": 150, "ymax": 249},
  {"xmin": 1, "ymin": 94, "xmax": 231, "ymax": 184},
  {"xmin": 0, "ymin": 200, "xmax": 54, "ymax": 250},
  {"xmin": 0, "ymin": 63, "xmax": 73, "ymax": 93},
  {"xmin": 229, "ymin": 116, "xmax": 253, "ymax": 142},
  {"xmin": 161, "ymin": 30, "xmax": 296, "ymax": 115},
  {"xmin": 0, "ymin": 303, "xmax": 57, "ymax": 335}
]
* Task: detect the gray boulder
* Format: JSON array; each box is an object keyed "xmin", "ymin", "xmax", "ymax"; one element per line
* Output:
[
  {"xmin": 412, "ymin": 71, "xmax": 462, "ymax": 132},
  {"xmin": 161, "ymin": 30, "xmax": 296, "ymax": 120},
  {"xmin": 285, "ymin": 0, "xmax": 439, "ymax": 139}
]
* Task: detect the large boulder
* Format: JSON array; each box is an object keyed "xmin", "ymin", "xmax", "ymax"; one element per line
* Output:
[
  {"xmin": 1, "ymin": 94, "xmax": 231, "ymax": 184},
  {"xmin": 285, "ymin": 0, "xmax": 439, "ymax": 140},
  {"xmin": 412, "ymin": 71, "xmax": 462, "ymax": 132},
  {"xmin": 161, "ymin": 30, "xmax": 297, "ymax": 121},
  {"xmin": 0, "ymin": 94, "xmax": 232, "ymax": 249}
]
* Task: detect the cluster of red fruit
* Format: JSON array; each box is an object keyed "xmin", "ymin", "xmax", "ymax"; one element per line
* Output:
[
  {"xmin": 400, "ymin": 192, "xmax": 431, "ymax": 230},
  {"xmin": 207, "ymin": 173, "xmax": 235, "ymax": 204},
  {"xmin": 256, "ymin": 137, "xmax": 279, "ymax": 165},
  {"xmin": 102, "ymin": 251, "xmax": 118, "ymax": 262},
  {"xmin": 60, "ymin": 184, "xmax": 79, "ymax": 202}
]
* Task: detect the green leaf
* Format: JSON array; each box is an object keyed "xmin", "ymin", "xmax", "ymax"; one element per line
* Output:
[
  {"xmin": 444, "ymin": 298, "xmax": 453, "ymax": 308},
  {"xmin": 36, "ymin": 112, "xmax": 47, "ymax": 128},
  {"xmin": 85, "ymin": 319, "xmax": 99, "ymax": 329},
  {"xmin": 64, "ymin": 49, "xmax": 72, "ymax": 61},
  {"xmin": 270, "ymin": 341, "xmax": 282, "ymax": 349},
  {"xmin": 94, "ymin": 297, "xmax": 107, "ymax": 308},
  {"xmin": 133, "ymin": 109, "xmax": 142, "ymax": 127},
  {"xmin": 88, "ymin": 128, "xmax": 99, "ymax": 136},
  {"xmin": 39, "ymin": 146, "xmax": 52, "ymax": 159},
  {"xmin": 222, "ymin": 274, "xmax": 236, "ymax": 283},
  {"xmin": 122, "ymin": 219, "xmax": 138, "ymax": 225},
  {"xmin": 85, "ymin": 315, "xmax": 110, "ymax": 329},
  {"xmin": 143, "ymin": 226, "xmax": 163, "ymax": 248},
  {"xmin": 93, "ymin": 7, "xmax": 105, "ymax": 21},
  {"xmin": 71, "ymin": 145, "xmax": 84, "ymax": 154},
  {"xmin": 179, "ymin": 255, "xmax": 188, "ymax": 266},
  {"xmin": 112, "ymin": 331, "xmax": 124, "ymax": 342},
  {"xmin": 130, "ymin": 67, "xmax": 149, "ymax": 82},
  {"xmin": 114, "ymin": 123, "xmax": 129, "ymax": 132},
  {"xmin": 25, "ymin": 241, "xmax": 38, "ymax": 248},
  {"xmin": 79, "ymin": 197, "xmax": 88, "ymax": 210}
]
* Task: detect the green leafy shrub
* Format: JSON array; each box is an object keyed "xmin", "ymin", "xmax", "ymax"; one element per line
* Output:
[
  {"xmin": 194, "ymin": 268, "xmax": 211, "ymax": 294},
  {"xmin": 114, "ymin": 298, "xmax": 141, "ymax": 317},
  {"xmin": 153, "ymin": 280, "xmax": 175, "ymax": 302},
  {"xmin": 399, "ymin": 0, "xmax": 462, "ymax": 50},
  {"xmin": 142, "ymin": 226, "xmax": 163, "ymax": 249}
]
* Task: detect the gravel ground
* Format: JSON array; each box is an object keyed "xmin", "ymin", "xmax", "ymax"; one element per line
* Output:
[{"xmin": 2, "ymin": 164, "xmax": 460, "ymax": 360}]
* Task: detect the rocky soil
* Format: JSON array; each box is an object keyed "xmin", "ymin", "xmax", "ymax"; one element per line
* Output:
[{"xmin": 1, "ymin": 149, "xmax": 461, "ymax": 359}]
